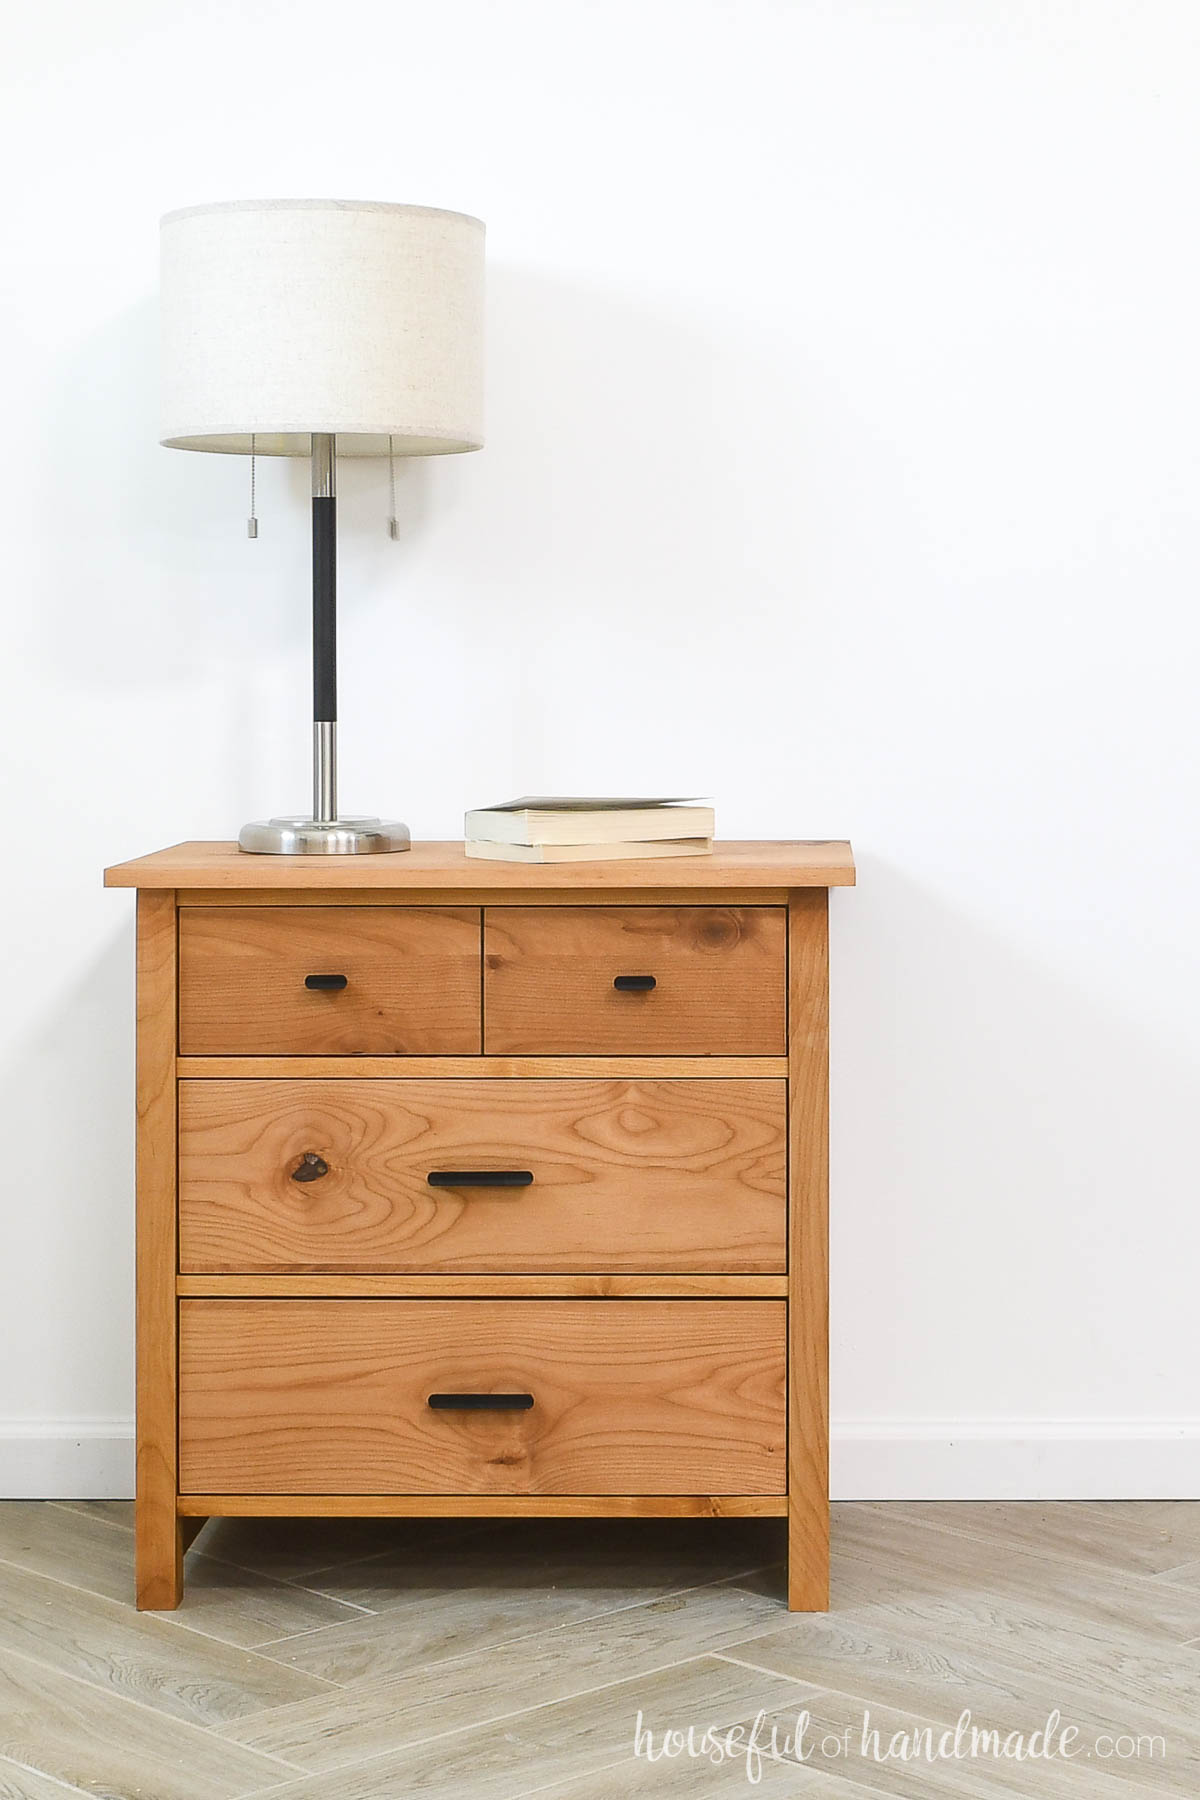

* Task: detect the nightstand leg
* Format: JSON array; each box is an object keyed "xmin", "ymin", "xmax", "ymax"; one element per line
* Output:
[
  {"xmin": 787, "ymin": 890, "xmax": 830, "ymax": 1612},
  {"xmin": 136, "ymin": 1501, "xmax": 183, "ymax": 1611},
  {"xmin": 788, "ymin": 1485, "xmax": 830, "ymax": 1611},
  {"xmin": 135, "ymin": 891, "xmax": 181, "ymax": 1611}
]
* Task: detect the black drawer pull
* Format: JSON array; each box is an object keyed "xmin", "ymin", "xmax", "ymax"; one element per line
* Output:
[
  {"xmin": 291, "ymin": 1152, "xmax": 329, "ymax": 1183},
  {"xmin": 427, "ymin": 1170, "xmax": 534, "ymax": 1189},
  {"xmin": 428, "ymin": 1392, "xmax": 534, "ymax": 1411},
  {"xmin": 613, "ymin": 974, "xmax": 656, "ymax": 992},
  {"xmin": 305, "ymin": 973, "xmax": 348, "ymax": 991}
]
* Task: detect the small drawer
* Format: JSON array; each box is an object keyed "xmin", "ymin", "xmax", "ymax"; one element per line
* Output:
[
  {"xmin": 483, "ymin": 906, "xmax": 786, "ymax": 1055},
  {"xmin": 178, "ymin": 1078, "xmax": 787, "ymax": 1274},
  {"xmin": 178, "ymin": 907, "xmax": 482, "ymax": 1055},
  {"xmin": 178, "ymin": 1299, "xmax": 786, "ymax": 1495}
]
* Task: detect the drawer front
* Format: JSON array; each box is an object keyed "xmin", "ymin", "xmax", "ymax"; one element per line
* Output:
[
  {"xmin": 483, "ymin": 907, "xmax": 787, "ymax": 1055},
  {"xmin": 178, "ymin": 1299, "xmax": 786, "ymax": 1495},
  {"xmin": 178, "ymin": 907, "xmax": 482, "ymax": 1055},
  {"xmin": 178, "ymin": 1078, "xmax": 787, "ymax": 1274}
]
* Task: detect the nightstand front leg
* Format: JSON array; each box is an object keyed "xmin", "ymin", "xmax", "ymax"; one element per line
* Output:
[
  {"xmin": 135, "ymin": 1494, "xmax": 183, "ymax": 1611},
  {"xmin": 135, "ymin": 891, "xmax": 181, "ymax": 1610},
  {"xmin": 787, "ymin": 890, "xmax": 831, "ymax": 1611}
]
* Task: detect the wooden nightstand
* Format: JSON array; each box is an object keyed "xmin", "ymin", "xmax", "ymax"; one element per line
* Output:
[{"xmin": 105, "ymin": 839, "xmax": 854, "ymax": 1612}]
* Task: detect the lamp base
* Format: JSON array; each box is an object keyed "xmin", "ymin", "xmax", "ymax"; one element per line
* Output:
[{"xmin": 238, "ymin": 816, "xmax": 412, "ymax": 855}]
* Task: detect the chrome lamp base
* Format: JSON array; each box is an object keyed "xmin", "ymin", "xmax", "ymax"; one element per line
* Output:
[{"xmin": 238, "ymin": 815, "xmax": 411, "ymax": 855}]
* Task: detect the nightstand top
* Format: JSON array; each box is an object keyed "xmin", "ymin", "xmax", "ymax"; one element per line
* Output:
[{"xmin": 104, "ymin": 839, "xmax": 855, "ymax": 891}]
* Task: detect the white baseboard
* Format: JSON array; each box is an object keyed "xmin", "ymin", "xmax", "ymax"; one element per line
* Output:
[
  {"xmin": 1, "ymin": 1417, "xmax": 1198, "ymax": 1503},
  {"xmin": 833, "ymin": 1419, "xmax": 1200, "ymax": 1500},
  {"xmin": 0, "ymin": 1419, "xmax": 135, "ymax": 1499}
]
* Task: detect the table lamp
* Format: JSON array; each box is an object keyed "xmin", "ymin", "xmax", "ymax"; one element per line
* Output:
[{"xmin": 159, "ymin": 199, "xmax": 485, "ymax": 853}]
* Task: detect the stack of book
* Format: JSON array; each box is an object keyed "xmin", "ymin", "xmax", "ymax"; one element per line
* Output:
[{"xmin": 464, "ymin": 797, "xmax": 715, "ymax": 863}]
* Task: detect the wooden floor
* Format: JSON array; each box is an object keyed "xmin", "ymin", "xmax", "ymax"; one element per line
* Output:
[{"xmin": 0, "ymin": 1503, "xmax": 1195, "ymax": 1796}]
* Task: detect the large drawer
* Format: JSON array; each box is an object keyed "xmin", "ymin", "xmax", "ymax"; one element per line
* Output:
[
  {"xmin": 178, "ymin": 1078, "xmax": 787, "ymax": 1273},
  {"xmin": 178, "ymin": 1299, "xmax": 787, "ymax": 1495},
  {"xmin": 482, "ymin": 906, "xmax": 787, "ymax": 1055},
  {"xmin": 178, "ymin": 906, "xmax": 482, "ymax": 1055}
]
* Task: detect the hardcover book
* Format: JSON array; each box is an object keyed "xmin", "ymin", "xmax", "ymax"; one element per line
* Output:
[{"xmin": 465, "ymin": 797, "xmax": 714, "ymax": 847}]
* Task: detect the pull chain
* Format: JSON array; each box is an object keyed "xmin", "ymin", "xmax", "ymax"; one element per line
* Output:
[
  {"xmin": 388, "ymin": 435, "xmax": 399, "ymax": 539},
  {"xmin": 247, "ymin": 434, "xmax": 258, "ymax": 538}
]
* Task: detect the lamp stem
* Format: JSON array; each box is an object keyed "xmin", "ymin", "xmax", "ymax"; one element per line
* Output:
[
  {"xmin": 311, "ymin": 433, "xmax": 337, "ymax": 824},
  {"xmin": 237, "ymin": 424, "xmax": 408, "ymax": 852},
  {"xmin": 313, "ymin": 722, "xmax": 336, "ymax": 830}
]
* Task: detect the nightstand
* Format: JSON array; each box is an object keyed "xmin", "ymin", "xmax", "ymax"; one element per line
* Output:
[{"xmin": 104, "ymin": 839, "xmax": 854, "ymax": 1611}]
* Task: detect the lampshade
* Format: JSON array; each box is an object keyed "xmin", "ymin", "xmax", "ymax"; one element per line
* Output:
[{"xmin": 159, "ymin": 199, "xmax": 485, "ymax": 456}]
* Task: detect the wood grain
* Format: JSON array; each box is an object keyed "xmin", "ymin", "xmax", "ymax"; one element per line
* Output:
[
  {"xmin": 105, "ymin": 838, "xmax": 857, "ymax": 889},
  {"xmin": 178, "ymin": 1078, "xmax": 786, "ymax": 1274},
  {"xmin": 483, "ymin": 906, "xmax": 787, "ymax": 1055},
  {"xmin": 211, "ymin": 1651, "xmax": 813, "ymax": 1799},
  {"xmin": 176, "ymin": 1274, "xmax": 790, "ymax": 1297},
  {"xmin": 135, "ymin": 890, "xmax": 180, "ymax": 1611},
  {"xmin": 177, "ymin": 1493, "xmax": 787, "ymax": 1517},
  {"xmin": 113, "ymin": 838, "xmax": 846, "ymax": 1614},
  {"xmin": 0, "ymin": 1649, "xmax": 295, "ymax": 1800},
  {"xmin": 0, "ymin": 1559, "xmax": 331, "ymax": 1726},
  {"xmin": 178, "ymin": 1300, "xmax": 786, "ymax": 1497},
  {"xmin": 8, "ymin": 1499, "xmax": 1198, "ymax": 1800},
  {"xmin": 178, "ymin": 906, "xmax": 481, "ymax": 1055},
  {"xmin": 176, "ymin": 888, "xmax": 787, "ymax": 909},
  {"xmin": 0, "ymin": 1502, "xmax": 364, "ymax": 1649},
  {"xmin": 834, "ymin": 1502, "xmax": 1200, "ymax": 1642},
  {"xmin": 787, "ymin": 888, "xmax": 830, "ymax": 1611},
  {"xmin": 178, "ymin": 1055, "xmax": 789, "ymax": 1078},
  {"xmin": 221, "ymin": 1577, "xmax": 791, "ymax": 1772}
]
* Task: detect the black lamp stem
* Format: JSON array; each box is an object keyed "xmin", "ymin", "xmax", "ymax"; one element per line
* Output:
[
  {"xmin": 311, "ymin": 433, "xmax": 337, "ymax": 825},
  {"xmin": 236, "ymin": 427, "xmax": 409, "ymax": 853}
]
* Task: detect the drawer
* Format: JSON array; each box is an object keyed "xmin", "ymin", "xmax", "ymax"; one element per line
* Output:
[
  {"xmin": 483, "ymin": 906, "xmax": 786, "ymax": 1055},
  {"xmin": 178, "ymin": 907, "xmax": 481, "ymax": 1055},
  {"xmin": 178, "ymin": 1299, "xmax": 786, "ymax": 1495},
  {"xmin": 178, "ymin": 1078, "xmax": 787, "ymax": 1273}
]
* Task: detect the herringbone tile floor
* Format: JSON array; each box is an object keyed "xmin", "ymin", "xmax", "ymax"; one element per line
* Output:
[{"xmin": 0, "ymin": 1501, "xmax": 1195, "ymax": 1796}]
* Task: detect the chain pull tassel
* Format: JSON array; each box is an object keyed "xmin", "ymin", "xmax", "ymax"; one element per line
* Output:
[{"xmin": 247, "ymin": 434, "xmax": 258, "ymax": 538}]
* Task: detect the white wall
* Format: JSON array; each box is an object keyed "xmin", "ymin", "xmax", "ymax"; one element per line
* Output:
[{"xmin": 2, "ymin": 0, "xmax": 1198, "ymax": 1498}]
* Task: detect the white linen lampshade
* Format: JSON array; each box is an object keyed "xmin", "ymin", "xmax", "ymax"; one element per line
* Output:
[{"xmin": 159, "ymin": 199, "xmax": 485, "ymax": 455}]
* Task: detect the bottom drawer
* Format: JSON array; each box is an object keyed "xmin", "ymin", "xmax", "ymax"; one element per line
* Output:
[{"xmin": 178, "ymin": 1300, "xmax": 786, "ymax": 1497}]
